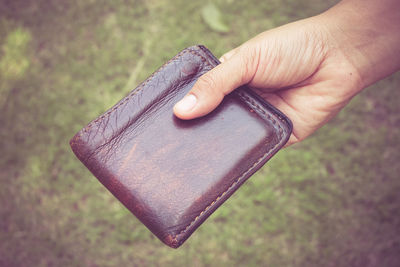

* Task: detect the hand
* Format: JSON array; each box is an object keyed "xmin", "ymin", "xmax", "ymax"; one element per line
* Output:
[
  {"xmin": 173, "ymin": 0, "xmax": 400, "ymax": 146},
  {"xmin": 175, "ymin": 17, "xmax": 362, "ymax": 146}
]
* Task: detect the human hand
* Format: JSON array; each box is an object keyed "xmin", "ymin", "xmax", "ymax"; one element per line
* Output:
[
  {"xmin": 175, "ymin": 17, "xmax": 362, "ymax": 146},
  {"xmin": 173, "ymin": 0, "xmax": 400, "ymax": 146}
]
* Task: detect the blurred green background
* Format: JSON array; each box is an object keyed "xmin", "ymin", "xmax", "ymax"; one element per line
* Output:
[{"xmin": 1, "ymin": 0, "xmax": 399, "ymax": 266}]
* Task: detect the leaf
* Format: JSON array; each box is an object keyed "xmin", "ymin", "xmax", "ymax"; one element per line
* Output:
[{"xmin": 201, "ymin": 3, "xmax": 229, "ymax": 33}]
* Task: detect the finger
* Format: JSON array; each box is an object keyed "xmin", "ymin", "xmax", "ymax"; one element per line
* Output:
[
  {"xmin": 284, "ymin": 135, "xmax": 300, "ymax": 147},
  {"xmin": 257, "ymin": 91, "xmax": 302, "ymax": 147},
  {"xmin": 219, "ymin": 47, "xmax": 239, "ymax": 62},
  {"xmin": 173, "ymin": 53, "xmax": 253, "ymax": 120}
]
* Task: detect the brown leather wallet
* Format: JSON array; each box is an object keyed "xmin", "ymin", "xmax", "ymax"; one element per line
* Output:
[{"xmin": 70, "ymin": 45, "xmax": 292, "ymax": 248}]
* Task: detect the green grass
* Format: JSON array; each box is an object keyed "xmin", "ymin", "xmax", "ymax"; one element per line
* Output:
[{"xmin": 1, "ymin": 0, "xmax": 399, "ymax": 266}]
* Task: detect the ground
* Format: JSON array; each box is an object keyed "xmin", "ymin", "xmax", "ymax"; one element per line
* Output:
[{"xmin": 0, "ymin": 0, "xmax": 400, "ymax": 266}]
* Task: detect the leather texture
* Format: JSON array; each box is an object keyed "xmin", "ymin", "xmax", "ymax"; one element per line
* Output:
[{"xmin": 70, "ymin": 45, "xmax": 292, "ymax": 248}]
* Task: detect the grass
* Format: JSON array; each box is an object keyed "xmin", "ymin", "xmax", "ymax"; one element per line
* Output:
[{"xmin": 1, "ymin": 0, "xmax": 399, "ymax": 266}]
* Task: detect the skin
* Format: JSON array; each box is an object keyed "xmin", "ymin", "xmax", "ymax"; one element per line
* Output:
[{"xmin": 173, "ymin": 0, "xmax": 400, "ymax": 146}]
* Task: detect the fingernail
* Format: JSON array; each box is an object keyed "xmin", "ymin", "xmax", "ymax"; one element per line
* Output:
[{"xmin": 175, "ymin": 94, "xmax": 197, "ymax": 113}]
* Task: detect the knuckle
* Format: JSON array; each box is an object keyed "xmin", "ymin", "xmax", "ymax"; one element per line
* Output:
[
  {"xmin": 194, "ymin": 74, "xmax": 220, "ymax": 97},
  {"xmin": 237, "ymin": 45, "xmax": 258, "ymax": 83}
]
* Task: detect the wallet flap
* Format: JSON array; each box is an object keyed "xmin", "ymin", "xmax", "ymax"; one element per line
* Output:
[{"xmin": 70, "ymin": 45, "xmax": 292, "ymax": 248}]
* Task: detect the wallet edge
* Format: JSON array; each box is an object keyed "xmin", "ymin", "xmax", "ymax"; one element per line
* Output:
[
  {"xmin": 166, "ymin": 89, "xmax": 292, "ymax": 248},
  {"xmin": 162, "ymin": 46, "xmax": 292, "ymax": 248},
  {"xmin": 69, "ymin": 45, "xmax": 293, "ymax": 249}
]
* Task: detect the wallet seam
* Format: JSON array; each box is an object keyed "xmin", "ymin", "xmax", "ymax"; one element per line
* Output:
[{"xmin": 171, "ymin": 91, "xmax": 285, "ymax": 246}]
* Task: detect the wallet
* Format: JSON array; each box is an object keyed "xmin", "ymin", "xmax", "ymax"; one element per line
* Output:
[{"xmin": 70, "ymin": 45, "xmax": 292, "ymax": 248}]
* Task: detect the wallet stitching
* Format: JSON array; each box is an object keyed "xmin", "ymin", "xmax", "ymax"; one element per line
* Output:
[
  {"xmin": 72, "ymin": 46, "xmax": 287, "ymax": 246},
  {"xmin": 171, "ymin": 92, "xmax": 285, "ymax": 245}
]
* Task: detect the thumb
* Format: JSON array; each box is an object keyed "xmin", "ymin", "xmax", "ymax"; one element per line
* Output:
[{"xmin": 173, "ymin": 52, "xmax": 254, "ymax": 120}]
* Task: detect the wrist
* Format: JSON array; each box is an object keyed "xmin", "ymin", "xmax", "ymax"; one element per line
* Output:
[{"xmin": 318, "ymin": 0, "xmax": 400, "ymax": 88}]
